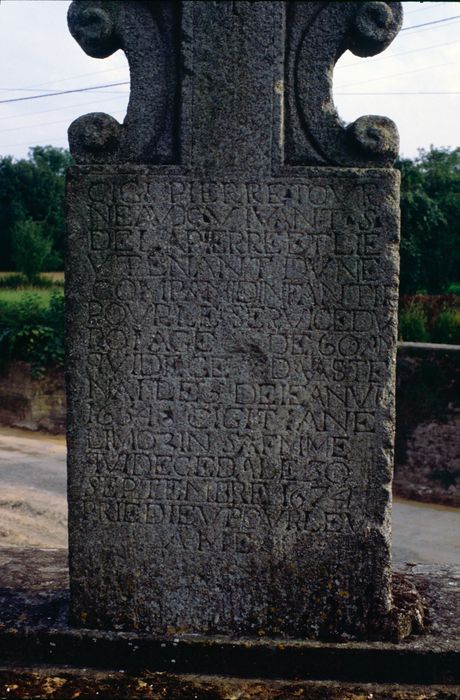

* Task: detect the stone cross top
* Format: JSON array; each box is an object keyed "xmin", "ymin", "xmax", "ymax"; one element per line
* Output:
[{"xmin": 66, "ymin": 0, "xmax": 403, "ymax": 639}]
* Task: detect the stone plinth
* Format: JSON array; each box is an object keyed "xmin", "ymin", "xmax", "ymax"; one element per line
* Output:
[{"xmin": 0, "ymin": 548, "xmax": 459, "ymax": 699}]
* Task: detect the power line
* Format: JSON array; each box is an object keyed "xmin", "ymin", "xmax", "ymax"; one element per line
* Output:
[
  {"xmin": 0, "ymin": 81, "xmax": 129, "ymax": 105},
  {"xmin": 404, "ymin": 2, "xmax": 450, "ymax": 15},
  {"xmin": 338, "ymin": 39, "xmax": 460, "ymax": 69},
  {"xmin": 401, "ymin": 14, "xmax": 460, "ymax": 31},
  {"xmin": 1, "ymin": 10, "xmax": 458, "ymax": 113},
  {"xmin": 336, "ymin": 91, "xmax": 460, "ymax": 95},
  {"xmin": 0, "ymin": 109, "xmax": 126, "ymax": 135},
  {"xmin": 0, "ymin": 86, "xmax": 128, "ymax": 94},
  {"xmin": 398, "ymin": 17, "xmax": 460, "ymax": 37},
  {"xmin": 335, "ymin": 58, "xmax": 459, "ymax": 89},
  {"xmin": 0, "ymin": 66, "xmax": 129, "ymax": 92},
  {"xmin": 2, "ymin": 87, "xmax": 457, "ymax": 138},
  {"xmin": 1, "ymin": 12, "xmax": 458, "ymax": 107},
  {"xmin": 0, "ymin": 138, "xmax": 70, "ymax": 151},
  {"xmin": 0, "ymin": 94, "xmax": 128, "ymax": 123},
  {"xmin": 0, "ymin": 87, "xmax": 84, "ymax": 93}
]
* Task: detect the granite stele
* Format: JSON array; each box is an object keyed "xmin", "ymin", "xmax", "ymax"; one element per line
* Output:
[{"xmin": 66, "ymin": 0, "xmax": 403, "ymax": 639}]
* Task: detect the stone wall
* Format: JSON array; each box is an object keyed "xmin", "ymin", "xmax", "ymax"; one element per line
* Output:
[
  {"xmin": 394, "ymin": 343, "xmax": 459, "ymax": 507},
  {"xmin": 0, "ymin": 362, "xmax": 66, "ymax": 434}
]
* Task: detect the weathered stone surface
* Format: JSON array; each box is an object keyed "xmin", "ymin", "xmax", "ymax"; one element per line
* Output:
[
  {"xmin": 67, "ymin": 0, "xmax": 179, "ymax": 164},
  {"xmin": 284, "ymin": 2, "xmax": 402, "ymax": 166},
  {"xmin": 66, "ymin": 1, "xmax": 403, "ymax": 638},
  {"xmin": 66, "ymin": 168, "xmax": 400, "ymax": 637}
]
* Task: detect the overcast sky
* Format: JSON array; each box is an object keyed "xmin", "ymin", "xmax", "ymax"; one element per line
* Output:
[{"xmin": 0, "ymin": 0, "xmax": 459, "ymax": 161}]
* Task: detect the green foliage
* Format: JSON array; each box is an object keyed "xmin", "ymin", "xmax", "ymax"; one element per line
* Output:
[
  {"xmin": 12, "ymin": 219, "xmax": 52, "ymax": 282},
  {"xmin": 0, "ymin": 273, "xmax": 27, "ymax": 288},
  {"xmin": 0, "ymin": 288, "xmax": 58, "ymax": 307},
  {"xmin": 397, "ymin": 147, "xmax": 460, "ymax": 295},
  {"xmin": 0, "ymin": 146, "xmax": 72, "ymax": 272},
  {"xmin": 0, "ymin": 291, "xmax": 64, "ymax": 376},
  {"xmin": 399, "ymin": 305, "xmax": 429, "ymax": 342},
  {"xmin": 431, "ymin": 310, "xmax": 460, "ymax": 345},
  {"xmin": 398, "ymin": 294, "xmax": 460, "ymax": 344}
]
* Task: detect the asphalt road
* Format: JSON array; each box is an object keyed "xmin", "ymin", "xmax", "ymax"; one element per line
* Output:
[{"xmin": 0, "ymin": 427, "xmax": 459, "ymax": 565}]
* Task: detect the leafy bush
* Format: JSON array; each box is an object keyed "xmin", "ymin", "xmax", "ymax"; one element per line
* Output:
[
  {"xmin": 0, "ymin": 146, "xmax": 72, "ymax": 272},
  {"xmin": 0, "ymin": 273, "xmax": 28, "ymax": 288},
  {"xmin": 399, "ymin": 294, "xmax": 460, "ymax": 343},
  {"xmin": 13, "ymin": 218, "xmax": 52, "ymax": 282},
  {"xmin": 0, "ymin": 291, "xmax": 64, "ymax": 376},
  {"xmin": 397, "ymin": 147, "xmax": 460, "ymax": 295},
  {"xmin": 431, "ymin": 310, "xmax": 460, "ymax": 345},
  {"xmin": 400, "ymin": 294, "xmax": 457, "ymax": 333},
  {"xmin": 399, "ymin": 305, "xmax": 429, "ymax": 342}
]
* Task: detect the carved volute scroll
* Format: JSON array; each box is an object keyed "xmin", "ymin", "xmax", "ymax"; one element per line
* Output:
[
  {"xmin": 285, "ymin": 1, "xmax": 403, "ymax": 167},
  {"xmin": 67, "ymin": 0, "xmax": 179, "ymax": 164}
]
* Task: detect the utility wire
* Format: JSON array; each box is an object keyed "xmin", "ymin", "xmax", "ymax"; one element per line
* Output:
[
  {"xmin": 0, "ymin": 113, "xmax": 126, "ymax": 140},
  {"xmin": 0, "ymin": 15, "xmax": 460, "ymax": 104},
  {"xmin": 0, "ymin": 81, "xmax": 129, "ymax": 105},
  {"xmin": 339, "ymin": 39, "xmax": 460, "ymax": 69},
  {"xmin": 0, "ymin": 11, "xmax": 451, "ymax": 93},
  {"xmin": 4, "ymin": 89, "xmax": 458, "ymax": 138},
  {"xmin": 0, "ymin": 138, "xmax": 70, "ymax": 150},
  {"xmin": 398, "ymin": 17, "xmax": 460, "ymax": 37},
  {"xmin": 5, "ymin": 34, "xmax": 457, "ymax": 95},
  {"xmin": 0, "ymin": 94, "xmax": 127, "ymax": 123},
  {"xmin": 0, "ymin": 5, "xmax": 448, "ymax": 89},
  {"xmin": 5, "ymin": 37, "xmax": 456, "ymax": 95},
  {"xmin": 0, "ymin": 108, "xmax": 126, "ymax": 135},
  {"xmin": 1, "ymin": 14, "xmax": 459, "ymax": 106},
  {"xmin": 335, "ymin": 58, "xmax": 459, "ymax": 89},
  {"xmin": 404, "ymin": 2, "xmax": 449, "ymax": 15},
  {"xmin": 2, "ymin": 89, "xmax": 458, "ymax": 149},
  {"xmin": 336, "ymin": 91, "xmax": 460, "ymax": 95},
  {"xmin": 401, "ymin": 14, "xmax": 460, "ymax": 31},
  {"xmin": 0, "ymin": 66, "xmax": 129, "ymax": 92},
  {"xmin": 0, "ymin": 86, "xmax": 128, "ymax": 94}
]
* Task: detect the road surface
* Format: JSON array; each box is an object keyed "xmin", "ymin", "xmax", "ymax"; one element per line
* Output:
[{"xmin": 0, "ymin": 427, "xmax": 459, "ymax": 566}]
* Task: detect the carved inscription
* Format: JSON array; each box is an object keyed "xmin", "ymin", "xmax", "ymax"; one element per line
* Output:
[{"xmin": 68, "ymin": 175, "xmax": 399, "ymax": 556}]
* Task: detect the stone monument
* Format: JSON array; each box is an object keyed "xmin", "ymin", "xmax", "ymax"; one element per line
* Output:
[{"xmin": 66, "ymin": 0, "xmax": 403, "ymax": 639}]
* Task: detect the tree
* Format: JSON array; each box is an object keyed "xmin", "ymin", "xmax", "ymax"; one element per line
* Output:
[
  {"xmin": 0, "ymin": 146, "xmax": 72, "ymax": 271},
  {"xmin": 397, "ymin": 147, "xmax": 460, "ymax": 294},
  {"xmin": 12, "ymin": 219, "xmax": 52, "ymax": 282}
]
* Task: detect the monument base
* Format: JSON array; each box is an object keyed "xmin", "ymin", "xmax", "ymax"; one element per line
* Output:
[{"xmin": 0, "ymin": 548, "xmax": 458, "ymax": 698}]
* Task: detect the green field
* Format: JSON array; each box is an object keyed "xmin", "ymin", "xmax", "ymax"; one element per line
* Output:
[
  {"xmin": 0, "ymin": 287, "xmax": 63, "ymax": 307},
  {"xmin": 0, "ymin": 271, "xmax": 64, "ymax": 280},
  {"xmin": 0, "ymin": 272, "xmax": 64, "ymax": 309}
]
